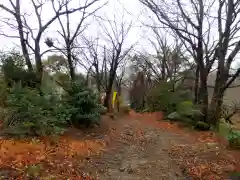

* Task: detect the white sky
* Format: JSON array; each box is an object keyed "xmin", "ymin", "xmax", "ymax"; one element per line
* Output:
[
  {"xmin": 0, "ymin": 0, "xmax": 166, "ymax": 77},
  {"xmin": 0, "ymin": 0, "xmax": 239, "ymax": 73},
  {"xmin": 0, "ymin": 0, "xmax": 155, "ymax": 54}
]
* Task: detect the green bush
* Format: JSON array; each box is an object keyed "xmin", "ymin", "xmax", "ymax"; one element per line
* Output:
[
  {"xmin": 1, "ymin": 79, "xmax": 103, "ymax": 136},
  {"xmin": 218, "ymin": 122, "xmax": 240, "ymax": 149},
  {"xmin": 146, "ymin": 82, "xmax": 192, "ymax": 115},
  {"xmin": 0, "ymin": 53, "xmax": 103, "ymax": 137},
  {"xmin": 167, "ymin": 100, "xmax": 203, "ymax": 126},
  {"xmin": 194, "ymin": 121, "xmax": 210, "ymax": 131},
  {"xmin": 1, "ymin": 53, "xmax": 39, "ymax": 88},
  {"xmin": 177, "ymin": 101, "xmax": 203, "ymax": 120},
  {"xmin": 228, "ymin": 130, "xmax": 240, "ymax": 149},
  {"xmin": 2, "ymin": 84, "xmax": 68, "ymax": 136},
  {"xmin": 63, "ymin": 81, "xmax": 102, "ymax": 127},
  {"xmin": 177, "ymin": 101, "xmax": 193, "ymax": 116},
  {"xmin": 0, "ymin": 81, "xmax": 9, "ymax": 107}
]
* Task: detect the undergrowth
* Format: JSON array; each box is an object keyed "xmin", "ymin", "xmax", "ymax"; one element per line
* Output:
[{"xmin": 0, "ymin": 80, "xmax": 103, "ymax": 137}]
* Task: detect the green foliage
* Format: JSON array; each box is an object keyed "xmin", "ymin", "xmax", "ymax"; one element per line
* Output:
[
  {"xmin": 218, "ymin": 121, "xmax": 240, "ymax": 149},
  {"xmin": 217, "ymin": 119, "xmax": 232, "ymax": 138},
  {"xmin": 167, "ymin": 100, "xmax": 204, "ymax": 127},
  {"xmin": 177, "ymin": 101, "xmax": 193, "ymax": 116},
  {"xmin": 1, "ymin": 52, "xmax": 39, "ymax": 88},
  {"xmin": 1, "ymin": 52, "xmax": 24, "ymax": 85},
  {"xmin": 194, "ymin": 121, "xmax": 210, "ymax": 131},
  {"xmin": 1, "ymin": 80, "xmax": 102, "ymax": 136},
  {"xmin": 177, "ymin": 101, "xmax": 203, "ymax": 119},
  {"xmin": 1, "ymin": 74, "xmax": 102, "ymax": 137},
  {"xmin": 228, "ymin": 130, "xmax": 240, "ymax": 149},
  {"xmin": 146, "ymin": 80, "xmax": 199, "ymax": 123},
  {"xmin": 0, "ymin": 80, "xmax": 9, "ymax": 107},
  {"xmin": 63, "ymin": 80, "xmax": 102, "ymax": 127},
  {"xmin": 2, "ymin": 84, "xmax": 67, "ymax": 136},
  {"xmin": 0, "ymin": 52, "xmax": 103, "ymax": 138},
  {"xmin": 146, "ymin": 82, "xmax": 192, "ymax": 115}
]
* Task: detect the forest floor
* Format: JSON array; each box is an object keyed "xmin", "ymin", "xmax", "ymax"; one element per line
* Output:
[{"xmin": 0, "ymin": 111, "xmax": 240, "ymax": 180}]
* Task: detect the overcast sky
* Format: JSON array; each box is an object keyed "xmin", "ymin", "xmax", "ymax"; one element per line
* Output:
[
  {"xmin": 1, "ymin": 0, "xmax": 239, "ymax": 73},
  {"xmin": 0, "ymin": 0, "xmax": 156, "ymax": 55}
]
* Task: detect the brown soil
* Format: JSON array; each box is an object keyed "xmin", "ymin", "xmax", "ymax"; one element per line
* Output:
[{"xmin": 0, "ymin": 112, "xmax": 240, "ymax": 180}]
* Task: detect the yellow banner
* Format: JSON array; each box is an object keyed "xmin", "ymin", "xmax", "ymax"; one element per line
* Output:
[{"xmin": 112, "ymin": 91, "xmax": 117, "ymax": 108}]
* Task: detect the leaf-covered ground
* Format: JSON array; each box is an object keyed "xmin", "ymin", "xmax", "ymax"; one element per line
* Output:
[{"xmin": 0, "ymin": 111, "xmax": 240, "ymax": 179}]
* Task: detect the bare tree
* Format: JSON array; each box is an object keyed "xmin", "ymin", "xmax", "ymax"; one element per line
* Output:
[
  {"xmin": 140, "ymin": 0, "xmax": 240, "ymax": 125},
  {"xmin": 115, "ymin": 58, "xmax": 128, "ymax": 93},
  {"xmin": 148, "ymin": 26, "xmax": 177, "ymax": 81},
  {"xmin": 1, "ymin": 0, "xmax": 101, "ymax": 84},
  {"xmin": 114, "ymin": 61, "xmax": 127, "ymax": 112},
  {"xmin": 77, "ymin": 36, "xmax": 107, "ymax": 93},
  {"xmin": 209, "ymin": 0, "xmax": 240, "ymax": 125},
  {"xmin": 48, "ymin": 0, "xmax": 106, "ymax": 81},
  {"xmin": 100, "ymin": 17, "xmax": 134, "ymax": 109},
  {"xmin": 147, "ymin": 38, "xmax": 192, "ymax": 84},
  {"xmin": 0, "ymin": 0, "xmax": 33, "ymax": 71}
]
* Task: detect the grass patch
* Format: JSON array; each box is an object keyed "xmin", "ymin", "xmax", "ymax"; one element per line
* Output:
[
  {"xmin": 217, "ymin": 122, "xmax": 232, "ymax": 139},
  {"xmin": 217, "ymin": 121, "xmax": 240, "ymax": 149}
]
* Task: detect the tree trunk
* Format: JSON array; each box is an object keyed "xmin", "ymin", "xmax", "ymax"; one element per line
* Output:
[
  {"xmin": 161, "ymin": 56, "xmax": 166, "ymax": 80},
  {"xmin": 67, "ymin": 46, "xmax": 75, "ymax": 81},
  {"xmin": 104, "ymin": 53, "xmax": 119, "ymax": 110},
  {"xmin": 198, "ymin": 70, "xmax": 209, "ymax": 122},
  {"xmin": 34, "ymin": 41, "xmax": 43, "ymax": 91},
  {"xmin": 209, "ymin": 91, "xmax": 224, "ymax": 127},
  {"xmin": 208, "ymin": 50, "xmax": 229, "ymax": 126},
  {"xmin": 104, "ymin": 70, "xmax": 115, "ymax": 110},
  {"xmin": 117, "ymin": 84, "xmax": 121, "ymax": 112},
  {"xmin": 208, "ymin": 66, "xmax": 226, "ymax": 126},
  {"xmin": 194, "ymin": 64, "xmax": 200, "ymax": 104},
  {"xmin": 96, "ymin": 77, "xmax": 101, "ymax": 93},
  {"xmin": 15, "ymin": 4, "xmax": 33, "ymax": 72},
  {"xmin": 104, "ymin": 88, "xmax": 112, "ymax": 110},
  {"xmin": 95, "ymin": 74, "xmax": 102, "ymax": 104},
  {"xmin": 94, "ymin": 62, "xmax": 101, "ymax": 93},
  {"xmin": 86, "ymin": 66, "xmax": 92, "ymax": 86}
]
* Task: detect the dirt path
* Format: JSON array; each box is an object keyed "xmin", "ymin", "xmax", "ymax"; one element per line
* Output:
[
  {"xmin": 77, "ymin": 112, "xmax": 240, "ymax": 180},
  {"xmin": 0, "ymin": 112, "xmax": 239, "ymax": 179},
  {"xmin": 80, "ymin": 117, "xmax": 188, "ymax": 180}
]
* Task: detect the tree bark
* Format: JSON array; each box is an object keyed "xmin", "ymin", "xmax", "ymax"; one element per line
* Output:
[
  {"xmin": 194, "ymin": 64, "xmax": 200, "ymax": 104},
  {"xmin": 117, "ymin": 86, "xmax": 121, "ymax": 112},
  {"xmin": 17, "ymin": 24, "xmax": 33, "ymax": 71},
  {"xmin": 209, "ymin": 90, "xmax": 224, "ymax": 126},
  {"xmin": 208, "ymin": 60, "xmax": 226, "ymax": 125},
  {"xmin": 67, "ymin": 46, "xmax": 75, "ymax": 81},
  {"xmin": 34, "ymin": 41, "xmax": 43, "ymax": 85},
  {"xmin": 15, "ymin": 1, "xmax": 33, "ymax": 72},
  {"xmin": 104, "ymin": 70, "xmax": 116, "ymax": 110},
  {"xmin": 96, "ymin": 77, "xmax": 101, "ymax": 93},
  {"xmin": 198, "ymin": 69, "xmax": 209, "ymax": 122}
]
